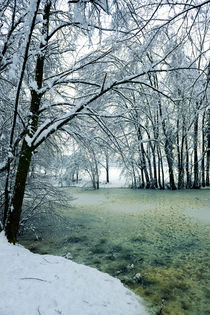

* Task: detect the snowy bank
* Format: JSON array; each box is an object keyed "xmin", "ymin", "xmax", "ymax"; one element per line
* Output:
[{"xmin": 0, "ymin": 232, "xmax": 147, "ymax": 315}]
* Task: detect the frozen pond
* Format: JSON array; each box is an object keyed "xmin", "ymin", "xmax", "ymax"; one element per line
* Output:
[
  {"xmin": 185, "ymin": 206, "xmax": 210, "ymax": 225},
  {"xmin": 19, "ymin": 188, "xmax": 210, "ymax": 315}
]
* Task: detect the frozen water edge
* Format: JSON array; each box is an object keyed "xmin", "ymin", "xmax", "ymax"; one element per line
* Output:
[
  {"xmin": 18, "ymin": 188, "xmax": 210, "ymax": 314},
  {"xmin": 0, "ymin": 232, "xmax": 148, "ymax": 315},
  {"xmin": 184, "ymin": 206, "xmax": 210, "ymax": 225}
]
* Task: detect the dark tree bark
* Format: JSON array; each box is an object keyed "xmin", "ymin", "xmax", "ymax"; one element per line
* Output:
[
  {"xmin": 76, "ymin": 170, "xmax": 79, "ymax": 183},
  {"xmin": 139, "ymin": 168, "xmax": 144, "ymax": 188},
  {"xmin": 5, "ymin": 1, "xmax": 51, "ymax": 243},
  {"xmin": 157, "ymin": 146, "xmax": 162, "ymax": 189},
  {"xmin": 131, "ymin": 166, "xmax": 137, "ymax": 189},
  {"xmin": 158, "ymin": 100, "xmax": 176, "ymax": 190},
  {"xmin": 206, "ymin": 108, "xmax": 210, "ymax": 186},
  {"xmin": 192, "ymin": 113, "xmax": 200, "ymax": 189},
  {"xmin": 3, "ymin": 0, "xmax": 41, "ymax": 228},
  {"xmin": 177, "ymin": 120, "xmax": 185, "ymax": 189},
  {"xmin": 185, "ymin": 136, "xmax": 191, "ymax": 188},
  {"xmin": 201, "ymin": 112, "xmax": 206, "ymax": 187},
  {"xmin": 5, "ymin": 142, "xmax": 33, "ymax": 243},
  {"xmin": 105, "ymin": 153, "xmax": 109, "ymax": 183},
  {"xmin": 146, "ymin": 145, "xmax": 155, "ymax": 188},
  {"xmin": 157, "ymin": 146, "xmax": 165, "ymax": 189},
  {"xmin": 137, "ymin": 127, "xmax": 150, "ymax": 188},
  {"xmin": 151, "ymin": 145, "xmax": 158, "ymax": 189},
  {"xmin": 96, "ymin": 163, "xmax": 100, "ymax": 190},
  {"xmin": 164, "ymin": 139, "xmax": 176, "ymax": 190}
]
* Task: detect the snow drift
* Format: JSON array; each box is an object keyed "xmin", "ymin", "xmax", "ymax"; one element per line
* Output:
[{"xmin": 0, "ymin": 232, "xmax": 147, "ymax": 315}]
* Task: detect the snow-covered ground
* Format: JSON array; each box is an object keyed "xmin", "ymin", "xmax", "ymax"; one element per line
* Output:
[
  {"xmin": 0, "ymin": 232, "xmax": 148, "ymax": 315},
  {"xmin": 99, "ymin": 167, "xmax": 128, "ymax": 188}
]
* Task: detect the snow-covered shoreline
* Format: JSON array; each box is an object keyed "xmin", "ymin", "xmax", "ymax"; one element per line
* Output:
[{"xmin": 0, "ymin": 232, "xmax": 148, "ymax": 315}]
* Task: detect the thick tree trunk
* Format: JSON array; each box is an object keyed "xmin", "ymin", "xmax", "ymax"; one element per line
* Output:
[
  {"xmin": 3, "ymin": 0, "xmax": 41, "ymax": 228},
  {"xmin": 3, "ymin": 167, "xmax": 10, "ymax": 227},
  {"xmin": 5, "ymin": 141, "xmax": 32, "ymax": 243},
  {"xmin": 5, "ymin": 1, "xmax": 51, "ymax": 243}
]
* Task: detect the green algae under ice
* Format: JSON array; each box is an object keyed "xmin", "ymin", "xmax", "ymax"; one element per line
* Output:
[{"xmin": 19, "ymin": 188, "xmax": 210, "ymax": 315}]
